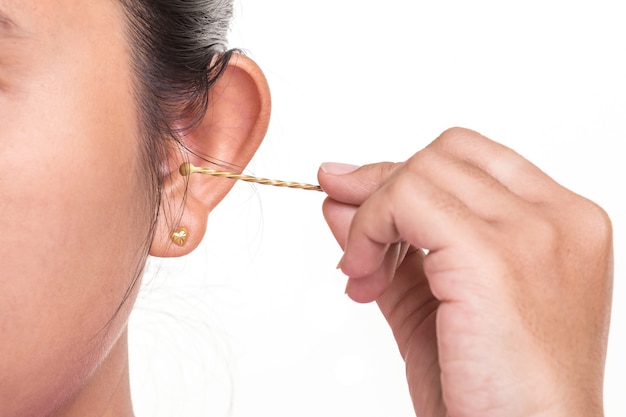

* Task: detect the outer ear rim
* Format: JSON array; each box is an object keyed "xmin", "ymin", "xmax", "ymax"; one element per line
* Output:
[
  {"xmin": 228, "ymin": 53, "xmax": 272, "ymax": 160},
  {"xmin": 149, "ymin": 53, "xmax": 271, "ymax": 258}
]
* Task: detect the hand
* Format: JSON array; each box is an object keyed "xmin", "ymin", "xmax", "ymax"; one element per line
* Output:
[{"xmin": 318, "ymin": 128, "xmax": 613, "ymax": 417}]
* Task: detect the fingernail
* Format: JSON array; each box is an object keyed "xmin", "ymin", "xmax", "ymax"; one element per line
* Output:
[{"xmin": 320, "ymin": 162, "xmax": 360, "ymax": 175}]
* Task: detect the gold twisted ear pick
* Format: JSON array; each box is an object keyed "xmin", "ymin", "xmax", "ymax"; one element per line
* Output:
[{"xmin": 179, "ymin": 162, "xmax": 323, "ymax": 192}]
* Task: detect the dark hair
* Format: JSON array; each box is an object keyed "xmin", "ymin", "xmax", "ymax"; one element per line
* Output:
[
  {"xmin": 118, "ymin": 0, "xmax": 236, "ymax": 238},
  {"xmin": 113, "ymin": 0, "xmax": 236, "ymax": 304}
]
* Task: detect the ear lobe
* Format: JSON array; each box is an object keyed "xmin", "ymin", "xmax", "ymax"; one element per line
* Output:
[{"xmin": 150, "ymin": 54, "xmax": 271, "ymax": 258}]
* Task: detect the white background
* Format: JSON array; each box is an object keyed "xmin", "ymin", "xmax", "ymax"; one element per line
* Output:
[{"xmin": 129, "ymin": 1, "xmax": 625, "ymax": 416}]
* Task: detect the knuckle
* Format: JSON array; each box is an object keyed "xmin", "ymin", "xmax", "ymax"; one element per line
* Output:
[
  {"xmin": 361, "ymin": 161, "xmax": 400, "ymax": 188},
  {"xmin": 578, "ymin": 199, "xmax": 613, "ymax": 251},
  {"xmin": 431, "ymin": 127, "xmax": 477, "ymax": 150},
  {"xmin": 405, "ymin": 146, "xmax": 439, "ymax": 175},
  {"xmin": 526, "ymin": 197, "xmax": 613, "ymax": 260},
  {"xmin": 374, "ymin": 163, "xmax": 399, "ymax": 191},
  {"xmin": 374, "ymin": 161, "xmax": 399, "ymax": 180}
]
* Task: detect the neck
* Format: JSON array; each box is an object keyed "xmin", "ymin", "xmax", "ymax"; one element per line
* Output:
[{"xmin": 51, "ymin": 329, "xmax": 135, "ymax": 417}]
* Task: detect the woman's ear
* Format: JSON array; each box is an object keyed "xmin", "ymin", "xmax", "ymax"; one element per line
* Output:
[{"xmin": 150, "ymin": 54, "xmax": 271, "ymax": 257}]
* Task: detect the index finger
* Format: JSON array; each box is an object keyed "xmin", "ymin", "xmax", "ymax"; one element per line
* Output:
[
  {"xmin": 338, "ymin": 168, "xmax": 487, "ymax": 281},
  {"xmin": 432, "ymin": 128, "xmax": 562, "ymax": 202}
]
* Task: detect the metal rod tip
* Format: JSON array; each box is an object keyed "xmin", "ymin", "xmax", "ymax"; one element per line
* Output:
[{"xmin": 179, "ymin": 162, "xmax": 194, "ymax": 177}]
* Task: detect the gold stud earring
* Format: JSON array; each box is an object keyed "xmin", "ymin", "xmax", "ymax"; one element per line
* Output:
[{"xmin": 170, "ymin": 227, "xmax": 189, "ymax": 247}]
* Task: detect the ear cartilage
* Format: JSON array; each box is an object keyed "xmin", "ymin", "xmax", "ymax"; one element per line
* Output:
[{"xmin": 179, "ymin": 162, "xmax": 323, "ymax": 192}]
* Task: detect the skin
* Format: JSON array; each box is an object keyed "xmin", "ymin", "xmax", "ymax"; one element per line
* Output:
[
  {"xmin": 0, "ymin": 1, "xmax": 612, "ymax": 417},
  {"xmin": 0, "ymin": 1, "xmax": 270, "ymax": 416},
  {"xmin": 319, "ymin": 128, "xmax": 613, "ymax": 417},
  {"xmin": 0, "ymin": 1, "xmax": 147, "ymax": 416}
]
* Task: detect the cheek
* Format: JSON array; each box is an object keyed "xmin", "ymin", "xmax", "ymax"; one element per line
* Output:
[
  {"xmin": 0, "ymin": 46, "xmax": 147, "ymax": 312},
  {"xmin": 0, "ymin": 36, "xmax": 153, "ymax": 414},
  {"xmin": 0, "ymin": 90, "xmax": 150, "ymax": 417}
]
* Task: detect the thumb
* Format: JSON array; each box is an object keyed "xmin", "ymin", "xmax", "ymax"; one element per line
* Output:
[{"xmin": 318, "ymin": 161, "xmax": 399, "ymax": 205}]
